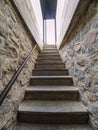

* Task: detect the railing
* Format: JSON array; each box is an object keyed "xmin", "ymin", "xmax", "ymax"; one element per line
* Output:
[{"xmin": 0, "ymin": 45, "xmax": 37, "ymax": 105}]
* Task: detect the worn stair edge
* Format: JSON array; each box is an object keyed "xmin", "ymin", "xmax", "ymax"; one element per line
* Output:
[
  {"xmin": 39, "ymin": 54, "xmax": 60, "ymax": 56},
  {"xmin": 14, "ymin": 123, "xmax": 92, "ymax": 130},
  {"xmin": 33, "ymin": 68, "xmax": 69, "ymax": 76},
  {"xmin": 41, "ymin": 51, "xmax": 58, "ymax": 53},
  {"xmin": 39, "ymin": 53, "xmax": 59, "ymax": 55},
  {"xmin": 42, "ymin": 50, "xmax": 58, "ymax": 53},
  {"xmin": 25, "ymin": 86, "xmax": 79, "ymax": 100},
  {"xmin": 37, "ymin": 57, "xmax": 62, "ymax": 60},
  {"xmin": 30, "ymin": 76, "xmax": 73, "ymax": 86},
  {"xmin": 35, "ymin": 63, "xmax": 65, "ymax": 65},
  {"xmin": 35, "ymin": 62, "xmax": 65, "ymax": 65},
  {"xmin": 35, "ymin": 63, "xmax": 65, "ymax": 69},
  {"xmin": 43, "ymin": 46, "xmax": 57, "ymax": 48},
  {"xmin": 38, "ymin": 55, "xmax": 61, "ymax": 59},
  {"xmin": 18, "ymin": 101, "xmax": 88, "ymax": 124},
  {"xmin": 36, "ymin": 59, "xmax": 63, "ymax": 63}
]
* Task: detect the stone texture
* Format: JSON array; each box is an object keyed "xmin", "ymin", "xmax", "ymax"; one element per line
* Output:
[
  {"xmin": 60, "ymin": 1, "xmax": 98, "ymax": 129},
  {"xmin": 0, "ymin": 0, "xmax": 39, "ymax": 129}
]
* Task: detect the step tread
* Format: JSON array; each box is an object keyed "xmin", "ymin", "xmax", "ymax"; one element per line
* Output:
[
  {"xmin": 37, "ymin": 57, "xmax": 61, "ymax": 59},
  {"xmin": 30, "ymin": 76, "xmax": 73, "ymax": 86},
  {"xmin": 25, "ymin": 86, "xmax": 79, "ymax": 100},
  {"xmin": 15, "ymin": 123, "xmax": 92, "ymax": 130},
  {"xmin": 30, "ymin": 76, "xmax": 72, "ymax": 78},
  {"xmin": 41, "ymin": 53, "xmax": 59, "ymax": 55},
  {"xmin": 36, "ymin": 60, "xmax": 63, "ymax": 63},
  {"xmin": 35, "ymin": 62, "xmax": 64, "ymax": 64},
  {"xmin": 26, "ymin": 86, "xmax": 78, "ymax": 91},
  {"xmin": 33, "ymin": 68, "xmax": 68, "ymax": 71},
  {"xmin": 19, "ymin": 101, "xmax": 87, "ymax": 113},
  {"xmin": 39, "ymin": 53, "xmax": 60, "ymax": 57},
  {"xmin": 33, "ymin": 68, "xmax": 69, "ymax": 76},
  {"xmin": 41, "ymin": 51, "xmax": 58, "ymax": 52}
]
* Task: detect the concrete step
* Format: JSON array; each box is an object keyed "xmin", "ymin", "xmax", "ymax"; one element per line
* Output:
[
  {"xmin": 14, "ymin": 123, "xmax": 93, "ymax": 130},
  {"xmin": 33, "ymin": 68, "xmax": 69, "ymax": 76},
  {"xmin": 25, "ymin": 86, "xmax": 79, "ymax": 100},
  {"xmin": 15, "ymin": 123, "xmax": 92, "ymax": 130},
  {"xmin": 43, "ymin": 45, "xmax": 57, "ymax": 49},
  {"xmin": 42, "ymin": 48, "xmax": 57, "ymax": 51},
  {"xmin": 39, "ymin": 53, "xmax": 60, "ymax": 56},
  {"xmin": 38, "ymin": 54, "xmax": 61, "ymax": 59},
  {"xmin": 18, "ymin": 100, "xmax": 88, "ymax": 124},
  {"xmin": 41, "ymin": 52, "xmax": 59, "ymax": 55},
  {"xmin": 37, "ymin": 56, "xmax": 61, "ymax": 60},
  {"xmin": 35, "ymin": 63, "xmax": 65, "ymax": 69},
  {"xmin": 42, "ymin": 50, "xmax": 58, "ymax": 53},
  {"xmin": 36, "ymin": 59, "xmax": 62, "ymax": 63},
  {"xmin": 30, "ymin": 76, "xmax": 73, "ymax": 86},
  {"xmin": 43, "ymin": 49, "xmax": 57, "ymax": 52}
]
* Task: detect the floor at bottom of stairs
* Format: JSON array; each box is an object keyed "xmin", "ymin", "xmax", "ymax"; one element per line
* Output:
[{"xmin": 14, "ymin": 123, "xmax": 92, "ymax": 130}]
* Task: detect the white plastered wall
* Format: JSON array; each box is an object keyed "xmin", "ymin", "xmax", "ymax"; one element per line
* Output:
[
  {"xmin": 13, "ymin": 0, "xmax": 43, "ymax": 50},
  {"xmin": 56, "ymin": 0, "xmax": 80, "ymax": 49}
]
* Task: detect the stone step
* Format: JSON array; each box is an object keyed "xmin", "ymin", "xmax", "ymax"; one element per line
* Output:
[
  {"xmin": 36, "ymin": 57, "xmax": 62, "ymax": 63},
  {"xmin": 33, "ymin": 68, "xmax": 69, "ymax": 76},
  {"xmin": 42, "ymin": 47, "xmax": 57, "ymax": 50},
  {"xmin": 18, "ymin": 100, "xmax": 88, "ymax": 124},
  {"xmin": 39, "ymin": 53, "xmax": 60, "ymax": 56},
  {"xmin": 42, "ymin": 50, "xmax": 58, "ymax": 53},
  {"xmin": 25, "ymin": 86, "xmax": 79, "ymax": 100},
  {"xmin": 30, "ymin": 76, "xmax": 73, "ymax": 86},
  {"xmin": 36, "ymin": 59, "xmax": 62, "ymax": 63},
  {"xmin": 38, "ymin": 54, "xmax": 61, "ymax": 59},
  {"xmin": 41, "ymin": 52, "xmax": 59, "ymax": 55},
  {"xmin": 15, "ymin": 123, "xmax": 92, "ymax": 130},
  {"xmin": 35, "ymin": 63, "xmax": 65, "ymax": 69},
  {"xmin": 43, "ymin": 45, "xmax": 57, "ymax": 48},
  {"xmin": 41, "ymin": 48, "xmax": 58, "ymax": 51},
  {"xmin": 37, "ymin": 56, "xmax": 61, "ymax": 60}
]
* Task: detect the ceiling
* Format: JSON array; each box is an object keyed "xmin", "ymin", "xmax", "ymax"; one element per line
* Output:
[{"xmin": 40, "ymin": 0, "xmax": 57, "ymax": 19}]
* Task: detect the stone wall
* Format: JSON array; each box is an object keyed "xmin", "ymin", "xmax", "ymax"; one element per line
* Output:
[
  {"xmin": 60, "ymin": 1, "xmax": 98, "ymax": 129},
  {"xmin": 0, "ymin": 0, "xmax": 39, "ymax": 129}
]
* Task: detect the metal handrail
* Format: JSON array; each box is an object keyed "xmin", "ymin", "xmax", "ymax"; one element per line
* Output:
[{"xmin": 0, "ymin": 45, "xmax": 37, "ymax": 105}]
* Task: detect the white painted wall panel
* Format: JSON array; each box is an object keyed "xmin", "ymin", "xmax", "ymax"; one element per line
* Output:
[
  {"xmin": 56, "ymin": 0, "xmax": 80, "ymax": 48},
  {"xmin": 13, "ymin": 0, "xmax": 43, "ymax": 49}
]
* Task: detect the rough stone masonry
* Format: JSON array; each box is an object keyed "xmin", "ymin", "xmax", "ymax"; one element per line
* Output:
[
  {"xmin": 0, "ymin": 0, "xmax": 39, "ymax": 129},
  {"xmin": 60, "ymin": 1, "xmax": 98, "ymax": 129}
]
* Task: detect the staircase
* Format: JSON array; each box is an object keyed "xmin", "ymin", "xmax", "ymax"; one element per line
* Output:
[{"xmin": 15, "ymin": 45, "xmax": 91, "ymax": 130}]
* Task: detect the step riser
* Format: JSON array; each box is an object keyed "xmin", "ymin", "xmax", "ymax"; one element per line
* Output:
[
  {"xmin": 37, "ymin": 57, "xmax": 61, "ymax": 60},
  {"xmin": 42, "ymin": 51, "xmax": 57, "ymax": 53},
  {"xmin": 43, "ymin": 47, "xmax": 57, "ymax": 50},
  {"xmin": 36, "ymin": 59, "xmax": 62, "ymax": 63},
  {"xmin": 41, "ymin": 53, "xmax": 58, "ymax": 55},
  {"xmin": 42, "ymin": 51, "xmax": 58, "ymax": 53},
  {"xmin": 43, "ymin": 46, "xmax": 56, "ymax": 48},
  {"xmin": 18, "ymin": 112, "xmax": 88, "ymax": 124},
  {"xmin": 43, "ymin": 46, "xmax": 57, "ymax": 48},
  {"xmin": 38, "ymin": 55, "xmax": 60, "ymax": 59},
  {"xmin": 43, "ymin": 49, "xmax": 57, "ymax": 51},
  {"xmin": 33, "ymin": 70, "xmax": 69, "ymax": 76},
  {"xmin": 30, "ymin": 78, "xmax": 73, "ymax": 86},
  {"xmin": 40, "ymin": 53, "xmax": 59, "ymax": 56},
  {"xmin": 35, "ymin": 64, "xmax": 65, "ymax": 69},
  {"xmin": 25, "ymin": 91, "xmax": 79, "ymax": 100}
]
